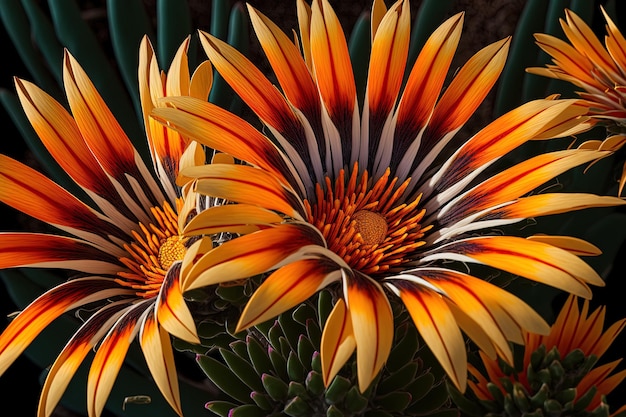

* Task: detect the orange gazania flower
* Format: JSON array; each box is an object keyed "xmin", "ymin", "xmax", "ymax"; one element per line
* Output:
[
  {"xmin": 528, "ymin": 7, "xmax": 626, "ymax": 193},
  {"xmin": 468, "ymin": 294, "xmax": 626, "ymax": 415},
  {"xmin": 0, "ymin": 37, "xmax": 214, "ymax": 417},
  {"xmin": 153, "ymin": 0, "xmax": 624, "ymax": 393}
]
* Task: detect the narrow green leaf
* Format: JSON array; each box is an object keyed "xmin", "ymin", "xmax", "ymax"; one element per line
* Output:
[
  {"xmin": 157, "ymin": 0, "xmax": 192, "ymax": 69},
  {"xmin": 348, "ymin": 11, "xmax": 370, "ymax": 107},
  {"xmin": 220, "ymin": 348, "xmax": 264, "ymax": 392},
  {"xmin": 247, "ymin": 335, "xmax": 273, "ymax": 376},
  {"xmin": 0, "ymin": 0, "xmax": 61, "ymax": 96},
  {"xmin": 197, "ymin": 354, "xmax": 253, "ymax": 403},
  {"xmin": 206, "ymin": 401, "xmax": 238, "ymax": 417},
  {"xmin": 261, "ymin": 373, "xmax": 289, "ymax": 401}
]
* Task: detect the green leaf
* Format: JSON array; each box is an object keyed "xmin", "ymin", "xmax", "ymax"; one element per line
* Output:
[
  {"xmin": 325, "ymin": 375, "xmax": 352, "ymax": 404},
  {"xmin": 206, "ymin": 401, "xmax": 238, "ymax": 417},
  {"xmin": 287, "ymin": 351, "xmax": 306, "ymax": 382},
  {"xmin": 247, "ymin": 335, "xmax": 273, "ymax": 376},
  {"xmin": 197, "ymin": 354, "xmax": 253, "ymax": 403},
  {"xmin": 220, "ymin": 348, "xmax": 264, "ymax": 392},
  {"xmin": 284, "ymin": 396, "xmax": 314, "ymax": 416},
  {"xmin": 0, "ymin": 0, "xmax": 61, "ymax": 96},
  {"xmin": 348, "ymin": 11, "xmax": 370, "ymax": 107},
  {"xmin": 229, "ymin": 404, "xmax": 267, "ymax": 417},
  {"xmin": 261, "ymin": 373, "xmax": 289, "ymax": 401},
  {"xmin": 157, "ymin": 0, "xmax": 192, "ymax": 69},
  {"xmin": 107, "ymin": 0, "xmax": 153, "ymax": 118}
]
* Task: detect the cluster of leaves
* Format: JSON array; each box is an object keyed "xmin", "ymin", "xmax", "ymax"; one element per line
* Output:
[
  {"xmin": 450, "ymin": 345, "xmax": 626, "ymax": 417},
  {"xmin": 189, "ymin": 289, "xmax": 458, "ymax": 417}
]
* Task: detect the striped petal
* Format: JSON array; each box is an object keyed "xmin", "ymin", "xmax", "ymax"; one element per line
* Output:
[
  {"xmin": 183, "ymin": 204, "xmax": 284, "ymax": 236},
  {"xmin": 366, "ymin": 0, "xmax": 411, "ymax": 169},
  {"xmin": 0, "ymin": 278, "xmax": 132, "ymax": 377},
  {"xmin": 139, "ymin": 310, "xmax": 182, "ymax": 417},
  {"xmin": 87, "ymin": 300, "xmax": 151, "ymax": 417},
  {"xmin": 394, "ymin": 283, "xmax": 467, "ymax": 391},
  {"xmin": 247, "ymin": 5, "xmax": 320, "ymax": 121},
  {"xmin": 152, "ymin": 97, "xmax": 300, "ymax": 190},
  {"xmin": 0, "ymin": 155, "xmax": 125, "ymax": 247},
  {"xmin": 63, "ymin": 51, "xmax": 164, "ymax": 210},
  {"xmin": 416, "ymin": 37, "xmax": 510, "ymax": 165},
  {"xmin": 0, "ymin": 233, "xmax": 120, "ymax": 273},
  {"xmin": 183, "ymin": 163, "xmax": 305, "ymax": 220},
  {"xmin": 310, "ymin": 0, "xmax": 356, "ymax": 133},
  {"xmin": 320, "ymin": 298, "xmax": 356, "ymax": 386},
  {"xmin": 422, "ymin": 236, "xmax": 604, "ymax": 298},
  {"xmin": 435, "ymin": 149, "xmax": 609, "ymax": 225},
  {"xmin": 426, "ymin": 98, "xmax": 589, "ymax": 204},
  {"xmin": 237, "ymin": 258, "xmax": 341, "ymax": 331},
  {"xmin": 526, "ymin": 235, "xmax": 601, "ymax": 257},
  {"xmin": 394, "ymin": 12, "xmax": 463, "ymax": 153},
  {"xmin": 14, "ymin": 78, "xmax": 118, "ymax": 203},
  {"xmin": 183, "ymin": 223, "xmax": 327, "ymax": 291},
  {"xmin": 345, "ymin": 273, "xmax": 393, "ymax": 392},
  {"xmin": 155, "ymin": 263, "xmax": 199, "ymax": 344},
  {"xmin": 38, "ymin": 302, "xmax": 128, "ymax": 417}
]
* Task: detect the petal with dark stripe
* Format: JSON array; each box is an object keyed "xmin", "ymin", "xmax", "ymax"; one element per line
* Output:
[
  {"xmin": 0, "ymin": 278, "xmax": 132, "ymax": 376},
  {"xmin": 38, "ymin": 302, "xmax": 128, "ymax": 417},
  {"xmin": 152, "ymin": 98, "xmax": 300, "ymax": 191},
  {"xmin": 87, "ymin": 300, "xmax": 152, "ymax": 417},
  {"xmin": 0, "ymin": 233, "xmax": 120, "ymax": 273},
  {"xmin": 140, "ymin": 310, "xmax": 183, "ymax": 416},
  {"xmin": 237, "ymin": 258, "xmax": 340, "ymax": 331},
  {"xmin": 394, "ymin": 12, "xmax": 463, "ymax": 155},
  {"xmin": 183, "ymin": 223, "xmax": 327, "ymax": 292},
  {"xmin": 184, "ymin": 163, "xmax": 305, "ymax": 219},
  {"xmin": 0, "ymin": 156, "xmax": 125, "ymax": 245},
  {"xmin": 155, "ymin": 262, "xmax": 199, "ymax": 344},
  {"xmin": 184, "ymin": 204, "xmax": 283, "ymax": 236},
  {"xmin": 394, "ymin": 283, "xmax": 466, "ymax": 390},
  {"xmin": 320, "ymin": 298, "xmax": 355, "ymax": 387},
  {"xmin": 422, "ymin": 236, "xmax": 604, "ymax": 298},
  {"xmin": 345, "ymin": 273, "xmax": 393, "ymax": 392},
  {"xmin": 14, "ymin": 78, "xmax": 117, "ymax": 203}
]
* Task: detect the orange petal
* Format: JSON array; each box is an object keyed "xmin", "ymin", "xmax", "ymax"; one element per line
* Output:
[
  {"xmin": 155, "ymin": 263, "xmax": 199, "ymax": 344},
  {"xmin": 183, "ymin": 204, "xmax": 283, "ymax": 236},
  {"xmin": 526, "ymin": 235, "xmax": 602, "ymax": 256},
  {"xmin": 309, "ymin": 0, "xmax": 356, "ymax": 127},
  {"xmin": 394, "ymin": 12, "xmax": 463, "ymax": 157},
  {"xmin": 0, "ymin": 278, "xmax": 132, "ymax": 377},
  {"xmin": 320, "ymin": 298, "xmax": 355, "ymax": 386},
  {"xmin": 395, "ymin": 284, "xmax": 467, "ymax": 391},
  {"xmin": 183, "ymin": 163, "xmax": 305, "ymax": 219},
  {"xmin": 345, "ymin": 273, "xmax": 393, "ymax": 392},
  {"xmin": 423, "ymin": 236, "xmax": 604, "ymax": 298},
  {"xmin": 491, "ymin": 193, "xmax": 626, "ymax": 220},
  {"xmin": 183, "ymin": 223, "xmax": 326, "ymax": 291},
  {"xmin": 366, "ymin": 0, "xmax": 410, "ymax": 140},
  {"xmin": 237, "ymin": 258, "xmax": 340, "ymax": 331},
  {"xmin": 63, "ymin": 51, "xmax": 164, "ymax": 208},
  {"xmin": 421, "ymin": 37, "xmax": 510, "ymax": 152},
  {"xmin": 430, "ymin": 98, "xmax": 588, "ymax": 201},
  {"xmin": 87, "ymin": 301, "xmax": 150, "ymax": 417},
  {"xmin": 14, "ymin": 78, "xmax": 116, "ymax": 200},
  {"xmin": 0, "ymin": 155, "xmax": 124, "ymax": 244},
  {"xmin": 530, "ymin": 33, "xmax": 597, "ymax": 86},
  {"xmin": 436, "ymin": 149, "xmax": 609, "ymax": 224},
  {"xmin": 139, "ymin": 311, "xmax": 183, "ymax": 416},
  {"xmin": 152, "ymin": 97, "xmax": 299, "ymax": 189},
  {"xmin": 0, "ymin": 233, "xmax": 120, "ymax": 273},
  {"xmin": 38, "ymin": 302, "xmax": 127, "ymax": 417}
]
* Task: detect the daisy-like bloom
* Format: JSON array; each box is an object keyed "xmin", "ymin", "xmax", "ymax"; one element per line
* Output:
[
  {"xmin": 153, "ymin": 0, "xmax": 625, "ymax": 393},
  {"xmin": 0, "ymin": 37, "xmax": 215, "ymax": 417},
  {"xmin": 468, "ymin": 294, "xmax": 626, "ymax": 416},
  {"xmin": 527, "ymin": 7, "xmax": 626, "ymax": 194}
]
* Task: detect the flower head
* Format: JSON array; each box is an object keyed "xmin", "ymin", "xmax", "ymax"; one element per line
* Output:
[
  {"xmin": 528, "ymin": 7, "xmax": 626, "ymax": 193},
  {"xmin": 153, "ymin": 0, "xmax": 624, "ymax": 393},
  {"xmin": 463, "ymin": 294, "xmax": 626, "ymax": 416},
  {"xmin": 0, "ymin": 37, "xmax": 213, "ymax": 417}
]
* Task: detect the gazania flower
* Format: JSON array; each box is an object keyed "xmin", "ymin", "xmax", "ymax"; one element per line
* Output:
[
  {"xmin": 153, "ymin": 0, "xmax": 624, "ymax": 393},
  {"xmin": 527, "ymin": 7, "xmax": 626, "ymax": 194},
  {"xmin": 466, "ymin": 294, "xmax": 626, "ymax": 416},
  {"xmin": 0, "ymin": 37, "xmax": 213, "ymax": 417}
]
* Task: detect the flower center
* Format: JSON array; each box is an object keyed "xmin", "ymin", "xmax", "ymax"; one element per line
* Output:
[
  {"xmin": 304, "ymin": 163, "xmax": 430, "ymax": 277},
  {"xmin": 116, "ymin": 200, "xmax": 186, "ymax": 298},
  {"xmin": 353, "ymin": 210, "xmax": 387, "ymax": 245}
]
